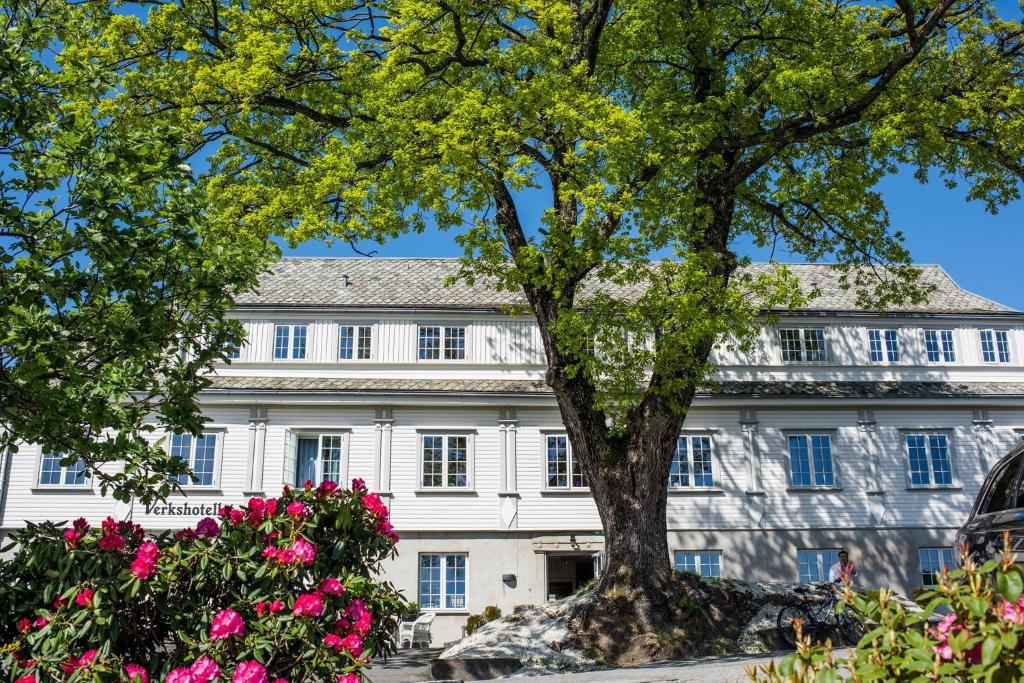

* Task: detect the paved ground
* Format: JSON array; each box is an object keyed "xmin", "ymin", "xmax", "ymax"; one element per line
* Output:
[{"xmin": 368, "ymin": 649, "xmax": 819, "ymax": 683}]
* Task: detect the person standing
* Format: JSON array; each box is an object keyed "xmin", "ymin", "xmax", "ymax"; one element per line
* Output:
[{"xmin": 829, "ymin": 550, "xmax": 858, "ymax": 585}]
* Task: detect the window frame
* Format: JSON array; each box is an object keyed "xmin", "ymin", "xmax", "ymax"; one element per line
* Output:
[
  {"xmin": 337, "ymin": 323, "xmax": 374, "ymax": 361},
  {"xmin": 293, "ymin": 431, "xmax": 351, "ymax": 486},
  {"xmin": 778, "ymin": 328, "xmax": 829, "ymax": 364},
  {"xmin": 417, "ymin": 552, "xmax": 468, "ymax": 611},
  {"xmin": 918, "ymin": 547, "xmax": 954, "ymax": 587},
  {"xmin": 417, "ymin": 431, "xmax": 475, "ymax": 490},
  {"xmin": 979, "ymin": 329, "xmax": 1012, "ymax": 364},
  {"xmin": 867, "ymin": 328, "xmax": 900, "ymax": 363},
  {"xmin": 417, "ymin": 325, "xmax": 468, "ymax": 361},
  {"xmin": 673, "ymin": 550, "xmax": 722, "ymax": 578},
  {"xmin": 922, "ymin": 329, "xmax": 957, "ymax": 364},
  {"xmin": 669, "ymin": 434, "xmax": 717, "ymax": 490},
  {"xmin": 542, "ymin": 433, "xmax": 588, "ymax": 492},
  {"xmin": 784, "ymin": 431, "xmax": 841, "ymax": 490},
  {"xmin": 273, "ymin": 323, "xmax": 309, "ymax": 361},
  {"xmin": 797, "ymin": 548, "xmax": 841, "ymax": 584},
  {"xmin": 35, "ymin": 450, "xmax": 90, "ymax": 489},
  {"xmin": 902, "ymin": 430, "xmax": 958, "ymax": 490},
  {"xmin": 167, "ymin": 429, "xmax": 225, "ymax": 490}
]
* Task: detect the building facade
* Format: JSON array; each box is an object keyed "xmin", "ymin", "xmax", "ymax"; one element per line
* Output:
[{"xmin": 2, "ymin": 258, "xmax": 1024, "ymax": 644}]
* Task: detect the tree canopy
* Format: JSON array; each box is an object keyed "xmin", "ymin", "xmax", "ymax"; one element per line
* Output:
[{"xmin": 1, "ymin": 1, "xmax": 267, "ymax": 503}]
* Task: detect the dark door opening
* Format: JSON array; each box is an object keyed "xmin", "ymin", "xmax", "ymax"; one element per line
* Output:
[{"xmin": 546, "ymin": 554, "xmax": 597, "ymax": 601}]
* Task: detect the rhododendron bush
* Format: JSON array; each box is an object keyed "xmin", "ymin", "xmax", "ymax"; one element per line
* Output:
[
  {"xmin": 0, "ymin": 479, "xmax": 409, "ymax": 682},
  {"xmin": 751, "ymin": 543, "xmax": 1024, "ymax": 682}
]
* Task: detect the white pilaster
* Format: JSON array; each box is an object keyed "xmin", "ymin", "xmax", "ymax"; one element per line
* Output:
[
  {"xmin": 374, "ymin": 407, "xmax": 394, "ymax": 502},
  {"xmin": 740, "ymin": 409, "xmax": 766, "ymax": 528},
  {"xmin": 858, "ymin": 408, "xmax": 886, "ymax": 525},
  {"xmin": 244, "ymin": 407, "xmax": 268, "ymax": 495},
  {"xmin": 498, "ymin": 407, "xmax": 519, "ymax": 529}
]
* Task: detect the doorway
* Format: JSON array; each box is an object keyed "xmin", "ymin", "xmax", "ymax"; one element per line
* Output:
[{"xmin": 546, "ymin": 554, "xmax": 598, "ymax": 600}]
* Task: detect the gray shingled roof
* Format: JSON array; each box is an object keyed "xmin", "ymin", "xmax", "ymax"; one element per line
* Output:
[
  {"xmin": 235, "ymin": 258, "xmax": 1013, "ymax": 314},
  {"xmin": 205, "ymin": 376, "xmax": 1024, "ymax": 399}
]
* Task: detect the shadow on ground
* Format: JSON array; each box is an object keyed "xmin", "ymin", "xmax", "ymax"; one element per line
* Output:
[{"xmin": 369, "ymin": 647, "xmax": 443, "ymax": 683}]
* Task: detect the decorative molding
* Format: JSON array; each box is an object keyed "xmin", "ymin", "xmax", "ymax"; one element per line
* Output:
[{"xmin": 373, "ymin": 407, "xmax": 393, "ymax": 494}]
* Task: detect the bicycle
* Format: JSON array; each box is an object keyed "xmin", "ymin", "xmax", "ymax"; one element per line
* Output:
[{"xmin": 776, "ymin": 579, "xmax": 864, "ymax": 648}]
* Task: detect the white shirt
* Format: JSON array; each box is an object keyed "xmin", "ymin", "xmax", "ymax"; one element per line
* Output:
[{"xmin": 829, "ymin": 561, "xmax": 858, "ymax": 583}]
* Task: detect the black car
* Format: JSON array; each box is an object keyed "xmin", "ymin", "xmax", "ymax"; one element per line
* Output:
[{"xmin": 955, "ymin": 441, "xmax": 1024, "ymax": 567}]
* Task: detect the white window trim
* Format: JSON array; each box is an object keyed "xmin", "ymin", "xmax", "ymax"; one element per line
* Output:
[
  {"xmin": 900, "ymin": 429, "xmax": 960, "ymax": 490},
  {"xmin": 337, "ymin": 322, "xmax": 374, "ymax": 362},
  {"xmin": 978, "ymin": 329, "xmax": 1012, "ymax": 365},
  {"xmin": 416, "ymin": 431, "xmax": 476, "ymax": 491},
  {"xmin": 921, "ymin": 329, "xmax": 957, "ymax": 364},
  {"xmin": 291, "ymin": 431, "xmax": 351, "ymax": 486},
  {"xmin": 673, "ymin": 549, "xmax": 723, "ymax": 577},
  {"xmin": 417, "ymin": 552, "xmax": 469, "ymax": 612},
  {"xmin": 866, "ymin": 328, "xmax": 901, "ymax": 364},
  {"xmin": 540, "ymin": 431, "xmax": 590, "ymax": 493},
  {"xmin": 166, "ymin": 428, "xmax": 226, "ymax": 490},
  {"xmin": 918, "ymin": 546, "xmax": 954, "ymax": 588},
  {"xmin": 782, "ymin": 430, "xmax": 842, "ymax": 491},
  {"xmin": 416, "ymin": 324, "xmax": 468, "ymax": 362},
  {"xmin": 778, "ymin": 328, "xmax": 829, "ymax": 364},
  {"xmin": 272, "ymin": 323, "xmax": 309, "ymax": 361},
  {"xmin": 34, "ymin": 450, "xmax": 92, "ymax": 490},
  {"xmin": 797, "ymin": 548, "xmax": 841, "ymax": 583},
  {"xmin": 669, "ymin": 433, "xmax": 718, "ymax": 491}
]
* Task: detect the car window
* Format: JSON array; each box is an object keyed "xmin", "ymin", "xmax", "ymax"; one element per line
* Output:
[{"xmin": 981, "ymin": 453, "xmax": 1024, "ymax": 515}]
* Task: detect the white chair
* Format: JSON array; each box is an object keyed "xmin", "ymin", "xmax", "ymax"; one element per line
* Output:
[{"xmin": 398, "ymin": 611, "xmax": 436, "ymax": 648}]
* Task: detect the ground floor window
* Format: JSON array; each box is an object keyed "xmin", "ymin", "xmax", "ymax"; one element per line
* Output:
[
  {"xmin": 418, "ymin": 553, "xmax": 467, "ymax": 610},
  {"xmin": 919, "ymin": 547, "xmax": 954, "ymax": 587},
  {"xmin": 798, "ymin": 549, "xmax": 840, "ymax": 583},
  {"xmin": 674, "ymin": 550, "xmax": 721, "ymax": 578}
]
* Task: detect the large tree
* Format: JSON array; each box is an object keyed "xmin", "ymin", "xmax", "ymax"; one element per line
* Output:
[
  {"xmin": 1, "ymin": 0, "xmax": 266, "ymax": 503},
  {"xmin": 70, "ymin": 0, "xmax": 1023, "ymax": 627}
]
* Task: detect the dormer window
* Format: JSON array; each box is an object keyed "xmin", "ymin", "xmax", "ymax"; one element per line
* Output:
[
  {"xmin": 339, "ymin": 325, "xmax": 372, "ymax": 360},
  {"xmin": 868, "ymin": 329, "xmax": 900, "ymax": 363},
  {"xmin": 779, "ymin": 328, "xmax": 827, "ymax": 363},
  {"xmin": 980, "ymin": 330, "xmax": 1011, "ymax": 363},
  {"xmin": 418, "ymin": 325, "xmax": 466, "ymax": 360},
  {"xmin": 923, "ymin": 330, "xmax": 956, "ymax": 363},
  {"xmin": 274, "ymin": 324, "xmax": 307, "ymax": 360}
]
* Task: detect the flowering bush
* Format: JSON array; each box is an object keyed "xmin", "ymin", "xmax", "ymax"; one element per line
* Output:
[
  {"xmin": 751, "ymin": 541, "xmax": 1024, "ymax": 682},
  {"xmin": 0, "ymin": 479, "xmax": 410, "ymax": 682}
]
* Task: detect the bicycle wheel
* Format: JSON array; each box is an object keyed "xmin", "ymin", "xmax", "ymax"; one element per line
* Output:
[
  {"xmin": 837, "ymin": 612, "xmax": 864, "ymax": 646},
  {"xmin": 777, "ymin": 605, "xmax": 814, "ymax": 649}
]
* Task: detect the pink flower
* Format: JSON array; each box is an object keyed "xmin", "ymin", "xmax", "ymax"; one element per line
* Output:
[
  {"xmin": 231, "ymin": 661, "xmax": 266, "ymax": 683},
  {"xmin": 229, "ymin": 509, "xmax": 245, "ymax": 526},
  {"xmin": 286, "ymin": 501, "xmax": 306, "ymax": 519},
  {"xmin": 64, "ymin": 528, "xmax": 81, "ymax": 547},
  {"xmin": 935, "ymin": 642, "xmax": 954, "ymax": 661},
  {"xmin": 132, "ymin": 558, "xmax": 156, "ymax": 580},
  {"xmin": 255, "ymin": 601, "xmax": 266, "ymax": 617},
  {"xmin": 268, "ymin": 600, "xmax": 284, "ymax": 613},
  {"xmin": 341, "ymin": 634, "xmax": 363, "ymax": 658},
  {"xmin": 125, "ymin": 663, "xmax": 149, "ymax": 683},
  {"xmin": 271, "ymin": 680, "xmax": 287, "ymax": 683},
  {"xmin": 303, "ymin": 479, "xmax": 314, "ymax": 490},
  {"xmin": 262, "ymin": 545, "xmax": 277, "ymax": 560},
  {"xmin": 210, "ymin": 608, "xmax": 245, "ymax": 640},
  {"xmin": 98, "ymin": 532, "xmax": 126, "ymax": 551},
  {"xmin": 72, "ymin": 517, "xmax": 89, "ymax": 533},
  {"xmin": 319, "ymin": 577, "xmax": 344, "ymax": 596},
  {"xmin": 351, "ymin": 478, "xmax": 366, "ymax": 492},
  {"xmin": 165, "ymin": 668, "xmax": 195, "ymax": 683},
  {"xmin": 176, "ymin": 528, "xmax": 198, "ymax": 543},
  {"xmin": 137, "ymin": 541, "xmax": 160, "ymax": 560},
  {"xmin": 274, "ymin": 548, "xmax": 297, "ymax": 565},
  {"xmin": 324, "ymin": 633, "xmax": 343, "ymax": 650},
  {"xmin": 75, "ymin": 587, "xmax": 94, "ymax": 608},
  {"xmin": 336, "ymin": 675, "xmax": 360, "ymax": 683},
  {"xmin": 1002, "ymin": 600, "xmax": 1024, "ymax": 624},
  {"xmin": 53, "ymin": 596, "xmax": 68, "ymax": 610},
  {"xmin": 362, "ymin": 493, "xmax": 387, "ymax": 518},
  {"xmin": 33, "ymin": 616, "xmax": 49, "ymax": 629},
  {"xmin": 293, "ymin": 592, "xmax": 324, "ymax": 617},
  {"xmin": 317, "ymin": 480, "xmax": 338, "ymax": 496},
  {"xmin": 291, "ymin": 538, "xmax": 317, "ymax": 565},
  {"xmin": 248, "ymin": 497, "xmax": 266, "ymax": 514},
  {"xmin": 15, "ymin": 675, "xmax": 35, "ymax": 683},
  {"xmin": 196, "ymin": 517, "xmax": 220, "ymax": 538},
  {"xmin": 190, "ymin": 656, "xmax": 221, "ymax": 683},
  {"xmin": 17, "ymin": 618, "xmax": 31, "ymax": 634},
  {"xmin": 78, "ymin": 650, "xmax": 98, "ymax": 668},
  {"xmin": 265, "ymin": 499, "xmax": 278, "ymax": 516}
]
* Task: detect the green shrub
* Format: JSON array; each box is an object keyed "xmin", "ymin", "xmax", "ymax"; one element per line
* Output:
[
  {"xmin": 464, "ymin": 605, "xmax": 503, "ymax": 635},
  {"xmin": 482, "ymin": 605, "xmax": 502, "ymax": 622},
  {"xmin": 0, "ymin": 479, "xmax": 412, "ymax": 683},
  {"xmin": 750, "ymin": 543, "xmax": 1024, "ymax": 682}
]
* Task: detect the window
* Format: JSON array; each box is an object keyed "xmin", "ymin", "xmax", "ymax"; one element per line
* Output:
[
  {"xmin": 273, "ymin": 324, "xmax": 307, "ymax": 360},
  {"xmin": 670, "ymin": 435, "xmax": 714, "ymax": 488},
  {"xmin": 980, "ymin": 330, "xmax": 1011, "ymax": 363},
  {"xmin": 868, "ymin": 329, "xmax": 900, "ymax": 362},
  {"xmin": 787, "ymin": 434, "xmax": 836, "ymax": 488},
  {"xmin": 545, "ymin": 435, "xmax": 587, "ymax": 489},
  {"xmin": 225, "ymin": 343, "xmax": 241, "ymax": 360},
  {"xmin": 419, "ymin": 554, "xmax": 467, "ymax": 610},
  {"xmin": 418, "ymin": 325, "xmax": 467, "ymax": 360},
  {"xmin": 919, "ymin": 547, "xmax": 954, "ymax": 587},
  {"xmin": 339, "ymin": 325, "xmax": 372, "ymax": 360},
  {"xmin": 421, "ymin": 434, "xmax": 470, "ymax": 488},
  {"xmin": 906, "ymin": 433, "xmax": 954, "ymax": 487},
  {"xmin": 779, "ymin": 329, "xmax": 827, "ymax": 363},
  {"xmin": 170, "ymin": 433, "xmax": 219, "ymax": 487},
  {"xmin": 296, "ymin": 434, "xmax": 347, "ymax": 485},
  {"xmin": 38, "ymin": 452, "xmax": 87, "ymax": 487},
  {"xmin": 924, "ymin": 330, "xmax": 956, "ymax": 363},
  {"xmin": 798, "ymin": 549, "xmax": 840, "ymax": 583},
  {"xmin": 674, "ymin": 551, "xmax": 721, "ymax": 578}
]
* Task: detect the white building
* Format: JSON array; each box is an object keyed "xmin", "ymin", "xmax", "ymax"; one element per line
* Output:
[{"xmin": 2, "ymin": 258, "xmax": 1023, "ymax": 644}]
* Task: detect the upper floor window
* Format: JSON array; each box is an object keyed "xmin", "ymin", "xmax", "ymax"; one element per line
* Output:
[
  {"xmin": 779, "ymin": 328, "xmax": 827, "ymax": 363},
  {"xmin": 339, "ymin": 325, "xmax": 372, "ymax": 360},
  {"xmin": 225, "ymin": 342, "xmax": 241, "ymax": 360},
  {"xmin": 923, "ymin": 329, "xmax": 956, "ymax": 363},
  {"xmin": 787, "ymin": 434, "xmax": 836, "ymax": 488},
  {"xmin": 980, "ymin": 330, "xmax": 1011, "ymax": 363},
  {"xmin": 868, "ymin": 329, "xmax": 900, "ymax": 362},
  {"xmin": 296, "ymin": 434, "xmax": 347, "ymax": 485},
  {"xmin": 545, "ymin": 435, "xmax": 587, "ymax": 489},
  {"xmin": 919, "ymin": 547, "xmax": 954, "ymax": 587},
  {"xmin": 274, "ymin": 324, "xmax": 307, "ymax": 360},
  {"xmin": 674, "ymin": 550, "xmax": 721, "ymax": 577},
  {"xmin": 421, "ymin": 434, "xmax": 470, "ymax": 488},
  {"xmin": 419, "ymin": 553, "xmax": 466, "ymax": 610},
  {"xmin": 170, "ymin": 433, "xmax": 219, "ymax": 488},
  {"xmin": 906, "ymin": 433, "xmax": 954, "ymax": 487},
  {"xmin": 418, "ymin": 325, "xmax": 466, "ymax": 360},
  {"xmin": 670, "ymin": 435, "xmax": 714, "ymax": 488},
  {"xmin": 798, "ymin": 549, "xmax": 839, "ymax": 583},
  {"xmin": 38, "ymin": 452, "xmax": 87, "ymax": 487}
]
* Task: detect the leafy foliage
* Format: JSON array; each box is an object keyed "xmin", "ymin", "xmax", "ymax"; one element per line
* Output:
[
  {"xmin": 1, "ymin": 0, "xmax": 269, "ymax": 503},
  {"xmin": 465, "ymin": 605, "xmax": 503, "ymax": 635},
  {"xmin": 751, "ymin": 544, "xmax": 1024, "ymax": 682},
  {"xmin": 0, "ymin": 480, "xmax": 409, "ymax": 683}
]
